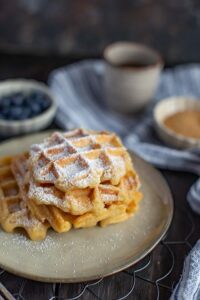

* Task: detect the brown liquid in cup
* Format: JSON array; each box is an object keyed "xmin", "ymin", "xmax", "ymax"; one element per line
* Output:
[{"xmin": 116, "ymin": 62, "xmax": 155, "ymax": 68}]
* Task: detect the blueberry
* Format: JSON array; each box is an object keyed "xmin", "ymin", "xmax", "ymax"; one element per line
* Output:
[
  {"xmin": 33, "ymin": 92, "xmax": 43, "ymax": 100},
  {"xmin": 1, "ymin": 107, "xmax": 11, "ymax": 118},
  {"xmin": 9, "ymin": 107, "xmax": 23, "ymax": 120},
  {"xmin": 22, "ymin": 97, "xmax": 30, "ymax": 107},
  {"xmin": 36, "ymin": 101, "xmax": 43, "ymax": 108},
  {"xmin": 5, "ymin": 107, "xmax": 31, "ymax": 120},
  {"xmin": 31, "ymin": 93, "xmax": 50, "ymax": 111},
  {"xmin": 20, "ymin": 107, "xmax": 31, "ymax": 120},
  {"xmin": 30, "ymin": 92, "xmax": 41, "ymax": 102},
  {"xmin": 16, "ymin": 115, "xmax": 27, "ymax": 120},
  {"xmin": 0, "ymin": 96, "xmax": 11, "ymax": 108},
  {"xmin": 30, "ymin": 103, "xmax": 41, "ymax": 115},
  {"xmin": 41, "ymin": 99, "xmax": 50, "ymax": 111},
  {"xmin": 10, "ymin": 93, "xmax": 25, "ymax": 106},
  {"xmin": 31, "ymin": 91, "xmax": 39, "ymax": 98}
]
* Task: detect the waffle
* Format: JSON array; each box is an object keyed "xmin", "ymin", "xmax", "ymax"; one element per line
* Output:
[
  {"xmin": 29, "ymin": 129, "xmax": 133, "ymax": 191},
  {"xmin": 0, "ymin": 129, "xmax": 143, "ymax": 241},
  {"xmin": 13, "ymin": 150, "xmax": 140, "ymax": 215},
  {"xmin": 28, "ymin": 170, "xmax": 140, "ymax": 215},
  {"xmin": 11, "ymin": 153, "xmax": 141, "ymax": 236},
  {"xmin": 0, "ymin": 156, "xmax": 49, "ymax": 240},
  {"xmin": 11, "ymin": 154, "xmax": 72, "ymax": 234}
]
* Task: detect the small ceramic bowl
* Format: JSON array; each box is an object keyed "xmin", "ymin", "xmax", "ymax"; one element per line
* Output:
[
  {"xmin": 0, "ymin": 79, "xmax": 57, "ymax": 136},
  {"xmin": 154, "ymin": 97, "xmax": 200, "ymax": 149}
]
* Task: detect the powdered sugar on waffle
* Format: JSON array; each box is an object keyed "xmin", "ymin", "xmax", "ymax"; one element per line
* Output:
[
  {"xmin": 14, "ymin": 208, "xmax": 44, "ymax": 229},
  {"xmin": 29, "ymin": 130, "xmax": 130, "ymax": 190},
  {"xmin": 28, "ymin": 178, "xmax": 71, "ymax": 211}
]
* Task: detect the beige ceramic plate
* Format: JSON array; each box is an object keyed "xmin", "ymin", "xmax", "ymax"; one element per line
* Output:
[{"xmin": 0, "ymin": 131, "xmax": 173, "ymax": 283}]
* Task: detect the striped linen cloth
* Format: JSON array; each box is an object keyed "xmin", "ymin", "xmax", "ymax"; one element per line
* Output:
[
  {"xmin": 48, "ymin": 60, "xmax": 200, "ymax": 300},
  {"xmin": 170, "ymin": 240, "xmax": 200, "ymax": 300}
]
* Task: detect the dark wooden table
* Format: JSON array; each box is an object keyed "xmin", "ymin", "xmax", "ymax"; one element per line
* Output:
[{"xmin": 0, "ymin": 54, "xmax": 199, "ymax": 300}]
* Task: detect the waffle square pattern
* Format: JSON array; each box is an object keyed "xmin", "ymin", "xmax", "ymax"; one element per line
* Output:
[{"xmin": 0, "ymin": 129, "xmax": 142, "ymax": 240}]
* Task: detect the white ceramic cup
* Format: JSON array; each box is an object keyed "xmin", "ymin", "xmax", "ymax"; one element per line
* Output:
[{"xmin": 103, "ymin": 42, "xmax": 163, "ymax": 113}]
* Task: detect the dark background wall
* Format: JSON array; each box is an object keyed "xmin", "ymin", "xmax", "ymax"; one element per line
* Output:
[{"xmin": 0, "ymin": 0, "xmax": 200, "ymax": 65}]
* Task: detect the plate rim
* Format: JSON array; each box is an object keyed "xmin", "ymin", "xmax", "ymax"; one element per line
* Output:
[{"xmin": 0, "ymin": 131, "xmax": 174, "ymax": 283}]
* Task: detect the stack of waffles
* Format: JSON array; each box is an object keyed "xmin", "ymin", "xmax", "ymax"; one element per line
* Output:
[{"xmin": 0, "ymin": 129, "xmax": 142, "ymax": 240}]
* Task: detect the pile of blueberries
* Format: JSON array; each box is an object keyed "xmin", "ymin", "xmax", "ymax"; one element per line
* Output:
[{"xmin": 0, "ymin": 91, "xmax": 51, "ymax": 121}]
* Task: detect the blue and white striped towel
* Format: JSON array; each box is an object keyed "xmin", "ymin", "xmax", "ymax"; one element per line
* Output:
[
  {"xmin": 49, "ymin": 60, "xmax": 200, "ymax": 300},
  {"xmin": 170, "ymin": 240, "xmax": 200, "ymax": 300}
]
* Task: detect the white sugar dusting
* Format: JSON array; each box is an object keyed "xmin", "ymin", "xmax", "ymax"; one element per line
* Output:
[
  {"xmin": 1, "ymin": 233, "xmax": 56, "ymax": 254},
  {"xmin": 28, "ymin": 177, "xmax": 69, "ymax": 210},
  {"xmin": 29, "ymin": 130, "xmax": 128, "ymax": 190}
]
